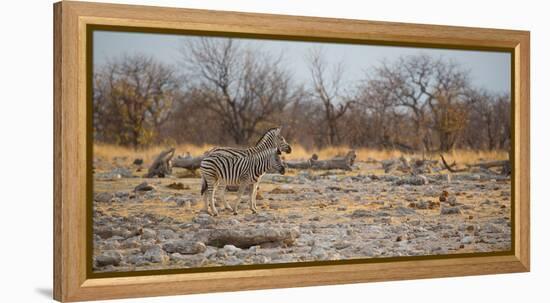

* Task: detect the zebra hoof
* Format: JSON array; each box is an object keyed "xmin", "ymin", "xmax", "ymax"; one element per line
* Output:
[{"xmin": 233, "ymin": 212, "xmax": 238, "ymax": 216}]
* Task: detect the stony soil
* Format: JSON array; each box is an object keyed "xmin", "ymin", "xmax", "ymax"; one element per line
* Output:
[{"xmin": 92, "ymin": 158, "xmax": 511, "ymax": 273}]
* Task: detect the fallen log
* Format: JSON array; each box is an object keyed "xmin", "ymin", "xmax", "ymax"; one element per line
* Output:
[
  {"xmin": 172, "ymin": 153, "xmax": 204, "ymax": 171},
  {"xmin": 440, "ymin": 154, "xmax": 510, "ymax": 176},
  {"xmin": 201, "ymin": 228, "xmax": 300, "ymax": 249},
  {"xmin": 467, "ymin": 160, "xmax": 510, "ymax": 169},
  {"xmin": 146, "ymin": 148, "xmax": 175, "ymax": 178},
  {"xmin": 285, "ymin": 154, "xmax": 317, "ymax": 170},
  {"xmin": 286, "ymin": 150, "xmax": 356, "ymax": 171}
]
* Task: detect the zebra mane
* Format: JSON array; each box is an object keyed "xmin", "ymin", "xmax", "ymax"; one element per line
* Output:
[{"xmin": 254, "ymin": 127, "xmax": 280, "ymax": 146}]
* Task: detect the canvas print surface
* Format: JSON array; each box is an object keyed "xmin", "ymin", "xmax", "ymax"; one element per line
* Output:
[{"xmin": 91, "ymin": 30, "xmax": 512, "ymax": 273}]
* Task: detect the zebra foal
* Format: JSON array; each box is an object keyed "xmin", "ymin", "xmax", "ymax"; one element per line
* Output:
[{"xmin": 200, "ymin": 147, "xmax": 286, "ymax": 216}]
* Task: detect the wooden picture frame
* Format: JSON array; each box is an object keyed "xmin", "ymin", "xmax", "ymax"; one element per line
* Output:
[{"xmin": 53, "ymin": 1, "xmax": 530, "ymax": 301}]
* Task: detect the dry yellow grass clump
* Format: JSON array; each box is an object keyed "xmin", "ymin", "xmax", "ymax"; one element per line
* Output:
[
  {"xmin": 288, "ymin": 145, "xmax": 507, "ymax": 164},
  {"xmin": 94, "ymin": 143, "xmax": 508, "ymax": 166}
]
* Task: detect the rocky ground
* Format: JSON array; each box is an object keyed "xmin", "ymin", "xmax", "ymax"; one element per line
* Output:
[{"xmin": 92, "ymin": 157, "xmax": 511, "ymax": 273}]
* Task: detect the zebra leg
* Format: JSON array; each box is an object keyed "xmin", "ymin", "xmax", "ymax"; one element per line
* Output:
[
  {"xmin": 202, "ymin": 191, "xmax": 209, "ymax": 213},
  {"xmin": 249, "ymin": 183, "xmax": 260, "ymax": 214},
  {"xmin": 209, "ymin": 184, "xmax": 219, "ymax": 216},
  {"xmin": 232, "ymin": 185, "xmax": 246, "ymax": 215},
  {"xmin": 217, "ymin": 183, "xmax": 233, "ymax": 212},
  {"xmin": 201, "ymin": 179, "xmax": 210, "ymax": 213}
]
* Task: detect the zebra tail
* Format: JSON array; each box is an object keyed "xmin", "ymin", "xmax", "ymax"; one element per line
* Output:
[{"xmin": 201, "ymin": 177, "xmax": 207, "ymax": 195}]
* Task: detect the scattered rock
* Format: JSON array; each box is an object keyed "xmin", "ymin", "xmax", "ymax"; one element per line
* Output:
[
  {"xmin": 334, "ymin": 241, "xmax": 351, "ymax": 250},
  {"xmin": 94, "ymin": 192, "xmax": 114, "ymax": 203},
  {"xmin": 394, "ymin": 175, "xmax": 429, "ymax": 186},
  {"xmin": 135, "ymin": 182, "xmax": 155, "ymax": 192},
  {"xmin": 133, "ymin": 158, "xmax": 144, "ymax": 165},
  {"xmin": 224, "ymin": 256, "xmax": 243, "ymax": 266},
  {"xmin": 166, "ymin": 182, "xmax": 190, "ymax": 190},
  {"xmin": 126, "ymin": 254, "xmax": 147, "ymax": 265},
  {"xmin": 95, "ymin": 251, "xmax": 122, "ymax": 267},
  {"xmin": 193, "ymin": 213, "xmax": 215, "ymax": 225},
  {"xmin": 447, "ymin": 195, "xmax": 457, "ymax": 206},
  {"xmin": 310, "ymin": 246, "xmax": 328, "ymax": 260},
  {"xmin": 140, "ymin": 228, "xmax": 156, "ymax": 240},
  {"xmin": 175, "ymin": 197, "xmax": 195, "ymax": 207},
  {"xmin": 111, "ymin": 167, "xmax": 134, "ymax": 178},
  {"xmin": 408, "ymin": 200, "xmax": 439, "ymax": 210},
  {"xmin": 223, "ymin": 244, "xmax": 242, "ymax": 255},
  {"xmin": 351, "ymin": 209, "xmax": 372, "ymax": 218},
  {"xmin": 270, "ymin": 185, "xmax": 296, "ymax": 194},
  {"xmin": 157, "ymin": 229, "xmax": 178, "ymax": 240},
  {"xmin": 394, "ymin": 206, "xmax": 416, "ymax": 216},
  {"xmin": 144, "ymin": 245, "xmax": 169, "ymax": 264},
  {"xmin": 227, "ymin": 218, "xmax": 240, "ymax": 225},
  {"xmin": 482, "ymin": 223, "xmax": 503, "ymax": 233},
  {"xmin": 95, "ymin": 172, "xmax": 122, "ymax": 181},
  {"xmin": 114, "ymin": 191, "xmax": 130, "ymax": 199},
  {"xmin": 162, "ymin": 241, "xmax": 207, "ymax": 255},
  {"xmin": 461, "ymin": 236, "xmax": 474, "ymax": 244},
  {"xmin": 441, "ymin": 207, "xmax": 461, "ymax": 215},
  {"xmin": 95, "ymin": 227, "xmax": 114, "ymax": 239}
]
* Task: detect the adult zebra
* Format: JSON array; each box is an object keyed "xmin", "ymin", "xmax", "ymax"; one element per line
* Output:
[
  {"xmin": 205, "ymin": 127, "xmax": 292, "ymax": 157},
  {"xmin": 200, "ymin": 147, "xmax": 286, "ymax": 216},
  {"xmin": 200, "ymin": 127, "xmax": 292, "ymax": 213}
]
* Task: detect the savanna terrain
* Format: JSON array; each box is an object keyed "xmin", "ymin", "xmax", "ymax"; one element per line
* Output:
[{"xmin": 92, "ymin": 145, "xmax": 511, "ymax": 273}]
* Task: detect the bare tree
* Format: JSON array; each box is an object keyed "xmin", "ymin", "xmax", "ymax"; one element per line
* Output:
[
  {"xmin": 93, "ymin": 54, "xmax": 180, "ymax": 147},
  {"xmin": 180, "ymin": 38, "xmax": 295, "ymax": 145},
  {"xmin": 365, "ymin": 55, "xmax": 471, "ymax": 152},
  {"xmin": 465, "ymin": 89, "xmax": 511, "ymax": 150},
  {"xmin": 307, "ymin": 48, "xmax": 354, "ymax": 146},
  {"xmin": 355, "ymin": 74, "xmax": 413, "ymax": 151}
]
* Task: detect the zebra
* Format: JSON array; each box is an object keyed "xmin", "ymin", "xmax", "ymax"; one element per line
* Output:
[
  {"xmin": 200, "ymin": 147, "xmax": 286, "ymax": 216},
  {"xmin": 205, "ymin": 127, "xmax": 292, "ymax": 157},
  {"xmin": 200, "ymin": 127, "xmax": 292, "ymax": 212}
]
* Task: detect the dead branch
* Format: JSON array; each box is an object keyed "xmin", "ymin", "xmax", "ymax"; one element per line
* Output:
[
  {"xmin": 440, "ymin": 154, "xmax": 510, "ymax": 175},
  {"xmin": 146, "ymin": 148, "xmax": 175, "ymax": 178},
  {"xmin": 439, "ymin": 154, "xmax": 468, "ymax": 173}
]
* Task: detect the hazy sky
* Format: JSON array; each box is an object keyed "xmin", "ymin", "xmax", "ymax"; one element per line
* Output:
[{"xmin": 93, "ymin": 30, "xmax": 511, "ymax": 94}]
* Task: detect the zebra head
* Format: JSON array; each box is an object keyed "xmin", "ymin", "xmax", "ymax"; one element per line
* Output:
[
  {"xmin": 256, "ymin": 127, "xmax": 292, "ymax": 154},
  {"xmin": 269, "ymin": 149, "xmax": 286, "ymax": 175}
]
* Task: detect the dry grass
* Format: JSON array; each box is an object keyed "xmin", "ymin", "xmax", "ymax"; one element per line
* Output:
[
  {"xmin": 94, "ymin": 143, "xmax": 215, "ymax": 164},
  {"xmin": 94, "ymin": 143, "xmax": 508, "ymax": 166}
]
